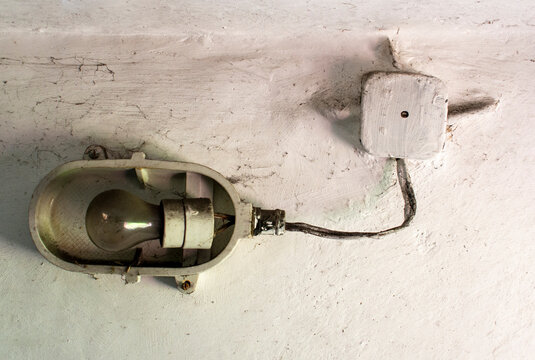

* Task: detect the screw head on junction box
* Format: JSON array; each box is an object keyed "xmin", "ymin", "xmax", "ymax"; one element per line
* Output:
[{"xmin": 360, "ymin": 72, "xmax": 448, "ymax": 160}]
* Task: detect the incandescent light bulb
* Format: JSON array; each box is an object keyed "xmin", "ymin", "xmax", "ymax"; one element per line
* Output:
[
  {"xmin": 86, "ymin": 189, "xmax": 217, "ymax": 252},
  {"xmin": 86, "ymin": 190, "xmax": 163, "ymax": 252}
]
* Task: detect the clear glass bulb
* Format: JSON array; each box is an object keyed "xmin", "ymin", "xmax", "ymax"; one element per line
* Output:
[{"xmin": 86, "ymin": 189, "xmax": 163, "ymax": 252}]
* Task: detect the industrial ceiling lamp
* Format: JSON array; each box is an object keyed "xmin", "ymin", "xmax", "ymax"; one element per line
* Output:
[{"xmin": 29, "ymin": 72, "xmax": 447, "ymax": 292}]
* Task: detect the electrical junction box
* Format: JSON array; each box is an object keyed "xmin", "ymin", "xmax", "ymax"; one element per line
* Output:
[{"xmin": 360, "ymin": 72, "xmax": 448, "ymax": 159}]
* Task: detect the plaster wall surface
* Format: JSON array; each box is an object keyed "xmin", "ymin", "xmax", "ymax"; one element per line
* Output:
[{"xmin": 1, "ymin": 1, "xmax": 535, "ymax": 359}]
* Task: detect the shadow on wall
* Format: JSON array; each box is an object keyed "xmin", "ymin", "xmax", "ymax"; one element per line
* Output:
[
  {"xmin": 448, "ymin": 97, "xmax": 498, "ymax": 117},
  {"xmin": 307, "ymin": 37, "xmax": 402, "ymax": 153}
]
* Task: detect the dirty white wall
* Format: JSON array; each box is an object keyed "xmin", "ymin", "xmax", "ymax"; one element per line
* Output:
[{"xmin": 1, "ymin": 1, "xmax": 535, "ymax": 359}]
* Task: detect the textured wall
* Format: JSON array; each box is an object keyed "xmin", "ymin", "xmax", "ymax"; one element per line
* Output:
[{"xmin": 1, "ymin": 1, "xmax": 535, "ymax": 359}]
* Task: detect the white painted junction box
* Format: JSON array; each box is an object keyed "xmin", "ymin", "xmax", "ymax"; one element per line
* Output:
[{"xmin": 360, "ymin": 72, "xmax": 448, "ymax": 159}]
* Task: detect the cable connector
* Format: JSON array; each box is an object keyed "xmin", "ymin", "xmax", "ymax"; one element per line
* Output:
[{"xmin": 253, "ymin": 208, "xmax": 285, "ymax": 236}]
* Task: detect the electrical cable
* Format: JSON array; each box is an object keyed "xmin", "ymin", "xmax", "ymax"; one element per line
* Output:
[
  {"xmin": 214, "ymin": 213, "xmax": 236, "ymax": 237},
  {"xmin": 285, "ymin": 158, "xmax": 416, "ymax": 239},
  {"xmin": 214, "ymin": 221, "xmax": 235, "ymax": 236}
]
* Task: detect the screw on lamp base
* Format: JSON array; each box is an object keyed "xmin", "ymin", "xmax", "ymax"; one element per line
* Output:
[{"xmin": 176, "ymin": 274, "xmax": 199, "ymax": 294}]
